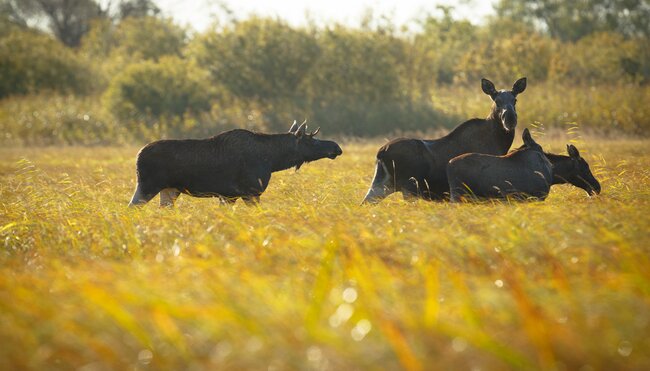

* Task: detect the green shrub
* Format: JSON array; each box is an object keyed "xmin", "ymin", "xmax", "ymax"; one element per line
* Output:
[
  {"xmin": 190, "ymin": 17, "xmax": 320, "ymax": 102},
  {"xmin": 0, "ymin": 29, "xmax": 93, "ymax": 98},
  {"xmin": 550, "ymin": 32, "xmax": 646, "ymax": 84},
  {"xmin": 454, "ymin": 33, "xmax": 556, "ymax": 83},
  {"xmin": 113, "ymin": 16, "xmax": 186, "ymax": 61},
  {"xmin": 103, "ymin": 57, "xmax": 210, "ymax": 126},
  {"xmin": 303, "ymin": 27, "xmax": 445, "ymax": 135},
  {"xmin": 0, "ymin": 94, "xmax": 124, "ymax": 145}
]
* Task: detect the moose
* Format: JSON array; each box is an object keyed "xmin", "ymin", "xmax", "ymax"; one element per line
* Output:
[
  {"xmin": 362, "ymin": 77, "xmax": 527, "ymax": 204},
  {"xmin": 545, "ymin": 144, "xmax": 601, "ymax": 196},
  {"xmin": 128, "ymin": 121, "xmax": 343, "ymax": 207},
  {"xmin": 446, "ymin": 128, "xmax": 553, "ymax": 201}
]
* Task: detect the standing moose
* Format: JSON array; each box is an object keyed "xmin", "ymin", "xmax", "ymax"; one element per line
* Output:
[
  {"xmin": 362, "ymin": 77, "xmax": 527, "ymax": 203},
  {"xmin": 128, "ymin": 121, "xmax": 342, "ymax": 207}
]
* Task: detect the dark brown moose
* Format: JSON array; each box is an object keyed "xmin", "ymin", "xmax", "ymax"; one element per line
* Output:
[
  {"xmin": 128, "ymin": 121, "xmax": 343, "ymax": 207},
  {"xmin": 545, "ymin": 144, "xmax": 601, "ymax": 196},
  {"xmin": 447, "ymin": 128, "xmax": 553, "ymax": 201},
  {"xmin": 362, "ymin": 77, "xmax": 527, "ymax": 203}
]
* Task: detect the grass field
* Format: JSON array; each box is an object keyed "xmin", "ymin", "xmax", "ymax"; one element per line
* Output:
[{"xmin": 1, "ymin": 137, "xmax": 649, "ymax": 370}]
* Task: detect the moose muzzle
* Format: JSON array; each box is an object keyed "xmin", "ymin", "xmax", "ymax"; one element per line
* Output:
[{"xmin": 500, "ymin": 105, "xmax": 517, "ymax": 132}]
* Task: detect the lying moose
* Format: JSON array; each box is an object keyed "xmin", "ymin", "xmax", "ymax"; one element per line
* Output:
[
  {"xmin": 447, "ymin": 129, "xmax": 601, "ymax": 201},
  {"xmin": 128, "ymin": 121, "xmax": 342, "ymax": 207},
  {"xmin": 447, "ymin": 128, "xmax": 552, "ymax": 201},
  {"xmin": 362, "ymin": 77, "xmax": 527, "ymax": 203}
]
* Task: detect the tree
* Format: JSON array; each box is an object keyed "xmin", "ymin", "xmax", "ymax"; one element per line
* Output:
[
  {"xmin": 118, "ymin": 0, "xmax": 158, "ymax": 19},
  {"xmin": 494, "ymin": 0, "xmax": 650, "ymax": 41},
  {"xmin": 113, "ymin": 16, "xmax": 186, "ymax": 60},
  {"xmin": 0, "ymin": 28, "xmax": 92, "ymax": 97},
  {"xmin": 408, "ymin": 7, "xmax": 479, "ymax": 91},
  {"xmin": 0, "ymin": 0, "xmax": 159, "ymax": 47},
  {"xmin": 302, "ymin": 26, "xmax": 441, "ymax": 135},
  {"xmin": 454, "ymin": 32, "xmax": 556, "ymax": 83},
  {"xmin": 549, "ymin": 32, "xmax": 646, "ymax": 83},
  {"xmin": 103, "ymin": 56, "xmax": 210, "ymax": 122},
  {"xmin": 190, "ymin": 17, "xmax": 320, "ymax": 103}
]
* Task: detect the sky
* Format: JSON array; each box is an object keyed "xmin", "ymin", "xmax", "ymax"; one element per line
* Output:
[{"xmin": 155, "ymin": 0, "xmax": 497, "ymax": 31}]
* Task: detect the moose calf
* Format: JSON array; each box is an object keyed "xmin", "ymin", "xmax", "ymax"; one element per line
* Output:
[
  {"xmin": 447, "ymin": 128, "xmax": 553, "ymax": 201},
  {"xmin": 544, "ymin": 144, "xmax": 601, "ymax": 196}
]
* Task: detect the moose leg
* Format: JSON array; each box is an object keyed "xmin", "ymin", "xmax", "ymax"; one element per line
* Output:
[
  {"xmin": 242, "ymin": 195, "xmax": 260, "ymax": 206},
  {"xmin": 159, "ymin": 188, "xmax": 180, "ymax": 207},
  {"xmin": 128, "ymin": 183, "xmax": 158, "ymax": 207},
  {"xmin": 449, "ymin": 188, "xmax": 462, "ymax": 203},
  {"xmin": 362, "ymin": 160, "xmax": 395, "ymax": 204},
  {"xmin": 400, "ymin": 183, "xmax": 420, "ymax": 201},
  {"xmin": 236, "ymin": 170, "xmax": 268, "ymax": 206},
  {"xmin": 218, "ymin": 196, "xmax": 238, "ymax": 205}
]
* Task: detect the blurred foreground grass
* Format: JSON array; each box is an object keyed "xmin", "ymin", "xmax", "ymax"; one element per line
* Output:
[{"xmin": 1, "ymin": 138, "xmax": 649, "ymax": 370}]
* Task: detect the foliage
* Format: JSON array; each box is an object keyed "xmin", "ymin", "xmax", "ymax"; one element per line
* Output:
[
  {"xmin": 0, "ymin": 94, "xmax": 125, "ymax": 145},
  {"xmin": 0, "ymin": 29, "xmax": 92, "ymax": 97},
  {"xmin": 103, "ymin": 57, "xmax": 210, "ymax": 127},
  {"xmin": 2, "ymin": 82, "xmax": 649, "ymax": 146},
  {"xmin": 0, "ymin": 0, "xmax": 160, "ymax": 47},
  {"xmin": 455, "ymin": 32, "xmax": 556, "ymax": 83},
  {"xmin": 0, "ymin": 140, "xmax": 649, "ymax": 369},
  {"xmin": 117, "ymin": 0, "xmax": 159, "ymax": 19},
  {"xmin": 81, "ymin": 16, "xmax": 186, "ymax": 60},
  {"xmin": 2, "ymin": 4, "xmax": 650, "ymax": 139},
  {"xmin": 550, "ymin": 32, "xmax": 648, "ymax": 84},
  {"xmin": 190, "ymin": 17, "xmax": 320, "ymax": 102},
  {"xmin": 302, "ymin": 26, "xmax": 430, "ymax": 135},
  {"xmin": 431, "ymin": 82, "xmax": 650, "ymax": 136},
  {"xmin": 410, "ymin": 9, "xmax": 479, "ymax": 87},
  {"xmin": 1, "ymin": 0, "xmax": 106, "ymax": 47},
  {"xmin": 494, "ymin": 0, "xmax": 650, "ymax": 41},
  {"xmin": 112, "ymin": 16, "xmax": 186, "ymax": 61}
]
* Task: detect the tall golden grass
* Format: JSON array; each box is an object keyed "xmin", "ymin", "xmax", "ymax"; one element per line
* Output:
[{"xmin": 1, "ymin": 137, "xmax": 649, "ymax": 370}]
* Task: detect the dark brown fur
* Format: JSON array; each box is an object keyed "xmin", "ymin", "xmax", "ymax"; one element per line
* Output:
[
  {"xmin": 545, "ymin": 145, "xmax": 601, "ymax": 196},
  {"xmin": 128, "ymin": 122, "xmax": 342, "ymax": 207},
  {"xmin": 362, "ymin": 77, "xmax": 527, "ymax": 203},
  {"xmin": 447, "ymin": 128, "xmax": 553, "ymax": 201}
]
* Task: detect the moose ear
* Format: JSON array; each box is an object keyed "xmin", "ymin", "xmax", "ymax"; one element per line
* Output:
[
  {"xmin": 512, "ymin": 77, "xmax": 527, "ymax": 96},
  {"xmin": 522, "ymin": 128, "xmax": 534, "ymax": 145},
  {"xmin": 567, "ymin": 144, "xmax": 580, "ymax": 158},
  {"xmin": 289, "ymin": 120, "xmax": 298, "ymax": 133},
  {"xmin": 481, "ymin": 78, "xmax": 497, "ymax": 97}
]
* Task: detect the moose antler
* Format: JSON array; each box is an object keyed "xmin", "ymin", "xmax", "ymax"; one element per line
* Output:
[
  {"xmin": 289, "ymin": 120, "xmax": 298, "ymax": 133},
  {"xmin": 296, "ymin": 121, "xmax": 308, "ymax": 135},
  {"xmin": 310, "ymin": 127, "xmax": 320, "ymax": 136}
]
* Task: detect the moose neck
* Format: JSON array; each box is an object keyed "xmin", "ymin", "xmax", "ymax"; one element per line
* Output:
[
  {"xmin": 486, "ymin": 103, "xmax": 500, "ymax": 123},
  {"xmin": 545, "ymin": 153, "xmax": 572, "ymax": 185},
  {"xmin": 262, "ymin": 134, "xmax": 304, "ymax": 172},
  {"xmin": 485, "ymin": 104, "xmax": 515, "ymax": 153}
]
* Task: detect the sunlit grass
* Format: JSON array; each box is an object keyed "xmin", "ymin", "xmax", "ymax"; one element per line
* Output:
[{"xmin": 1, "ymin": 138, "xmax": 649, "ymax": 370}]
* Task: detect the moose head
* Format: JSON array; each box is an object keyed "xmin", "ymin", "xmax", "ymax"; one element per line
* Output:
[
  {"xmin": 482, "ymin": 77, "xmax": 527, "ymax": 133},
  {"xmin": 557, "ymin": 144, "xmax": 601, "ymax": 196},
  {"xmin": 288, "ymin": 120, "xmax": 342, "ymax": 170}
]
